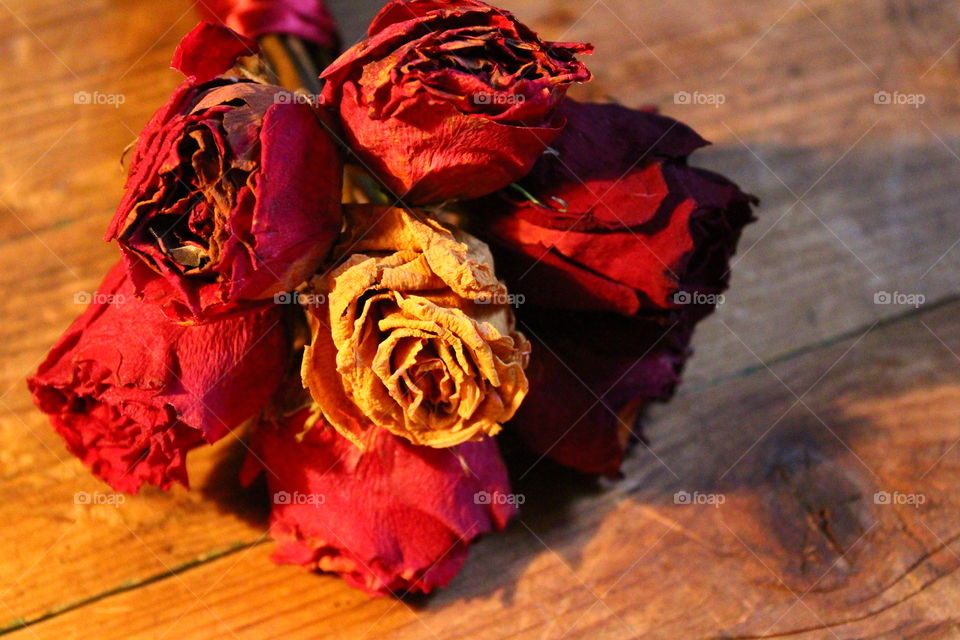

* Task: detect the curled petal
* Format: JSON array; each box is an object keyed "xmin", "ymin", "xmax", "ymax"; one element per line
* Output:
[
  {"xmin": 107, "ymin": 30, "xmax": 343, "ymax": 322},
  {"xmin": 320, "ymin": 0, "xmax": 591, "ymax": 203},
  {"xmin": 196, "ymin": 0, "xmax": 340, "ymax": 50}
]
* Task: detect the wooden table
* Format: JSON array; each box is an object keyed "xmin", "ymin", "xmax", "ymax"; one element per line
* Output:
[{"xmin": 2, "ymin": 1, "xmax": 960, "ymax": 638}]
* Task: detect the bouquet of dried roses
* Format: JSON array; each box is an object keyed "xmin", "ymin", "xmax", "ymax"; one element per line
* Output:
[{"xmin": 29, "ymin": 0, "xmax": 755, "ymax": 596}]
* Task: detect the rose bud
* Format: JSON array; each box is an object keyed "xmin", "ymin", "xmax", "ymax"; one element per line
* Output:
[
  {"xmin": 467, "ymin": 100, "xmax": 755, "ymax": 474},
  {"xmin": 319, "ymin": 0, "xmax": 592, "ymax": 204},
  {"xmin": 242, "ymin": 406, "xmax": 516, "ymax": 596},
  {"xmin": 301, "ymin": 205, "xmax": 529, "ymax": 449},
  {"xmin": 196, "ymin": 0, "xmax": 340, "ymax": 50},
  {"xmin": 27, "ymin": 263, "xmax": 289, "ymax": 493},
  {"xmin": 106, "ymin": 23, "xmax": 343, "ymax": 322}
]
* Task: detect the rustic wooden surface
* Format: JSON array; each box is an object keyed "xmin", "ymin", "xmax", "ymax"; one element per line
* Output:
[{"xmin": 2, "ymin": 0, "xmax": 960, "ymax": 638}]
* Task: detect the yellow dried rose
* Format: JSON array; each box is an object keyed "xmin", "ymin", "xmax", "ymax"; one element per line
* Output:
[{"xmin": 301, "ymin": 205, "xmax": 530, "ymax": 448}]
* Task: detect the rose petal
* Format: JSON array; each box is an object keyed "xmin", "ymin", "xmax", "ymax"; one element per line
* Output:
[
  {"xmin": 470, "ymin": 99, "xmax": 755, "ymax": 314},
  {"xmin": 302, "ymin": 206, "xmax": 529, "ymax": 449},
  {"xmin": 319, "ymin": 0, "xmax": 591, "ymax": 203},
  {"xmin": 196, "ymin": 0, "xmax": 340, "ymax": 50},
  {"xmin": 466, "ymin": 100, "xmax": 755, "ymax": 474},
  {"xmin": 172, "ymin": 22, "xmax": 258, "ymax": 84},
  {"xmin": 245, "ymin": 407, "xmax": 516, "ymax": 596},
  {"xmin": 107, "ymin": 31, "xmax": 343, "ymax": 322},
  {"xmin": 28, "ymin": 263, "xmax": 289, "ymax": 492}
]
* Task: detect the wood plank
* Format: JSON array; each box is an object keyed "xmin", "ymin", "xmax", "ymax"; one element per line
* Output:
[
  {"xmin": 0, "ymin": 0, "xmax": 196, "ymax": 243},
  {"xmin": 2, "ymin": 0, "xmax": 960, "ymax": 636},
  {"xmin": 10, "ymin": 291, "xmax": 960, "ymax": 639},
  {"xmin": 523, "ymin": 0, "xmax": 960, "ymax": 388}
]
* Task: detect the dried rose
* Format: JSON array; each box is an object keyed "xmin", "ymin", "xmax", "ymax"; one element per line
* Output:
[
  {"xmin": 468, "ymin": 100, "xmax": 755, "ymax": 474},
  {"xmin": 468, "ymin": 99, "xmax": 756, "ymax": 315},
  {"xmin": 106, "ymin": 23, "xmax": 342, "ymax": 322},
  {"xmin": 301, "ymin": 205, "xmax": 529, "ymax": 449},
  {"xmin": 319, "ymin": 0, "xmax": 592, "ymax": 203},
  {"xmin": 27, "ymin": 263, "xmax": 289, "ymax": 493},
  {"xmin": 196, "ymin": 0, "xmax": 340, "ymax": 50},
  {"xmin": 242, "ymin": 406, "xmax": 516, "ymax": 596}
]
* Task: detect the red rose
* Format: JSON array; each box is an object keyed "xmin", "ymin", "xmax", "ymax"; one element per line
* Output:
[
  {"xmin": 468, "ymin": 99, "xmax": 756, "ymax": 315},
  {"xmin": 106, "ymin": 23, "xmax": 343, "ymax": 322},
  {"xmin": 319, "ymin": 0, "xmax": 592, "ymax": 203},
  {"xmin": 27, "ymin": 263, "xmax": 289, "ymax": 493},
  {"xmin": 467, "ymin": 100, "xmax": 756, "ymax": 474},
  {"xmin": 243, "ymin": 406, "xmax": 516, "ymax": 596},
  {"xmin": 196, "ymin": 0, "xmax": 340, "ymax": 50}
]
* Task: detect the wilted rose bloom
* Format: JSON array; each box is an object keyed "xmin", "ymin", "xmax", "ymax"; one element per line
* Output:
[
  {"xmin": 468, "ymin": 100, "xmax": 755, "ymax": 474},
  {"xmin": 319, "ymin": 0, "xmax": 592, "ymax": 203},
  {"xmin": 243, "ymin": 406, "xmax": 516, "ymax": 596},
  {"xmin": 27, "ymin": 263, "xmax": 289, "ymax": 493},
  {"xmin": 196, "ymin": 0, "xmax": 340, "ymax": 50},
  {"xmin": 106, "ymin": 23, "xmax": 342, "ymax": 322},
  {"xmin": 468, "ymin": 99, "xmax": 756, "ymax": 315},
  {"xmin": 302, "ymin": 205, "xmax": 529, "ymax": 449}
]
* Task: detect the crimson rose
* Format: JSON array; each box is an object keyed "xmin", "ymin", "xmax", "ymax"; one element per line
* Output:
[
  {"xmin": 28, "ymin": 263, "xmax": 289, "ymax": 493},
  {"xmin": 469, "ymin": 100, "xmax": 756, "ymax": 315},
  {"xmin": 319, "ymin": 0, "xmax": 592, "ymax": 203},
  {"xmin": 243, "ymin": 406, "xmax": 516, "ymax": 596},
  {"xmin": 468, "ymin": 100, "xmax": 756, "ymax": 474},
  {"xmin": 106, "ymin": 23, "xmax": 342, "ymax": 322}
]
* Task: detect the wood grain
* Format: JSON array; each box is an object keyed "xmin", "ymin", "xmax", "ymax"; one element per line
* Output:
[
  {"xmin": 11, "ymin": 295, "xmax": 960, "ymax": 640},
  {"xmin": 1, "ymin": 0, "xmax": 960, "ymax": 638}
]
